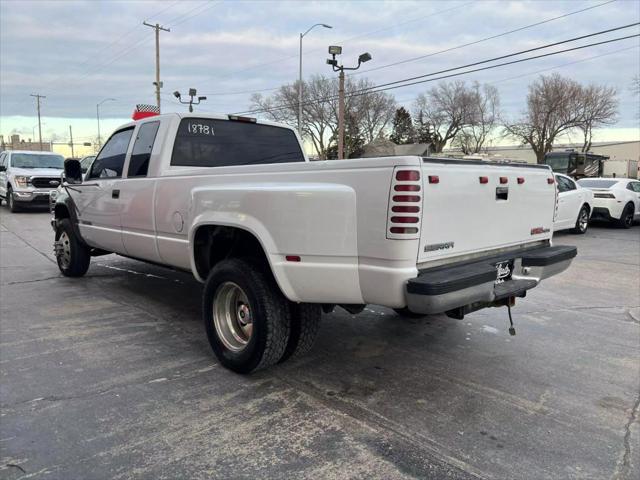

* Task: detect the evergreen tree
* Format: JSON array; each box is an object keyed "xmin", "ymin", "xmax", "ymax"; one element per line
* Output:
[{"xmin": 389, "ymin": 107, "xmax": 415, "ymax": 144}]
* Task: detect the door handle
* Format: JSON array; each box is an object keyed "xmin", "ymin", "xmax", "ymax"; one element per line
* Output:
[{"xmin": 112, "ymin": 189, "xmax": 120, "ymax": 199}]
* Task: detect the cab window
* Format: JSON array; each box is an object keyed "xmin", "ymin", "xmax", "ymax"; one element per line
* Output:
[
  {"xmin": 88, "ymin": 128, "xmax": 134, "ymax": 179},
  {"xmin": 128, "ymin": 121, "xmax": 160, "ymax": 177}
]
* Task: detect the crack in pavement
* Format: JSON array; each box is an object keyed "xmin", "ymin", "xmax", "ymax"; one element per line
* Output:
[
  {"xmin": 1, "ymin": 227, "xmax": 56, "ymax": 265},
  {"xmin": 612, "ymin": 390, "xmax": 640, "ymax": 480}
]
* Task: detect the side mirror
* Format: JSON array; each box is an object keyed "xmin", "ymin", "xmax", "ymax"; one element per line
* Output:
[
  {"xmin": 0, "ymin": 165, "xmax": 6, "ymax": 172},
  {"xmin": 64, "ymin": 158, "xmax": 83, "ymax": 184}
]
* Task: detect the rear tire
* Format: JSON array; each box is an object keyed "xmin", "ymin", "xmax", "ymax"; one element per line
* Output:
[
  {"xmin": 393, "ymin": 307, "xmax": 426, "ymax": 319},
  {"xmin": 55, "ymin": 218, "xmax": 90, "ymax": 277},
  {"xmin": 617, "ymin": 204, "xmax": 634, "ymax": 229},
  {"xmin": 572, "ymin": 205, "xmax": 590, "ymax": 234},
  {"xmin": 202, "ymin": 258, "xmax": 290, "ymax": 374},
  {"xmin": 7, "ymin": 187, "xmax": 20, "ymax": 213},
  {"xmin": 279, "ymin": 303, "xmax": 321, "ymax": 363}
]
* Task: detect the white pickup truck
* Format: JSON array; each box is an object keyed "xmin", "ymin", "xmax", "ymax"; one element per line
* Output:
[{"xmin": 52, "ymin": 113, "xmax": 577, "ymax": 373}]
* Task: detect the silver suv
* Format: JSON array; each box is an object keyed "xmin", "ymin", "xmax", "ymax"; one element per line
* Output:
[{"xmin": 0, "ymin": 150, "xmax": 64, "ymax": 212}]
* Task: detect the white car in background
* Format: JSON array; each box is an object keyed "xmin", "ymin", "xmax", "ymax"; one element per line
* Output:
[
  {"xmin": 554, "ymin": 173, "xmax": 594, "ymax": 234},
  {"xmin": 577, "ymin": 177, "xmax": 640, "ymax": 229},
  {"xmin": 0, "ymin": 150, "xmax": 65, "ymax": 212}
]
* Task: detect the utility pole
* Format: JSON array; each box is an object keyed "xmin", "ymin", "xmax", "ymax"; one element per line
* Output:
[
  {"xmin": 30, "ymin": 94, "xmax": 46, "ymax": 151},
  {"xmin": 68, "ymin": 125, "xmax": 75, "ymax": 158},
  {"xmin": 326, "ymin": 47, "xmax": 372, "ymax": 159},
  {"xmin": 143, "ymin": 22, "xmax": 170, "ymax": 112},
  {"xmin": 338, "ymin": 70, "xmax": 345, "ymax": 161}
]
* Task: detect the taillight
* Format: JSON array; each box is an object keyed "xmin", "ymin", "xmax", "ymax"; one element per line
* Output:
[
  {"xmin": 479, "ymin": 176, "xmax": 488, "ymax": 184},
  {"xmin": 396, "ymin": 170, "xmax": 420, "ymax": 181},
  {"xmin": 394, "ymin": 184, "xmax": 420, "ymax": 191},
  {"xmin": 517, "ymin": 177, "xmax": 525, "ymax": 184},
  {"xmin": 500, "ymin": 176, "xmax": 508, "ymax": 184},
  {"xmin": 428, "ymin": 175, "xmax": 439, "ymax": 184},
  {"xmin": 388, "ymin": 167, "xmax": 423, "ymax": 239},
  {"xmin": 392, "ymin": 195, "xmax": 420, "ymax": 202},
  {"xmin": 390, "ymin": 227, "xmax": 418, "ymax": 234},
  {"xmin": 594, "ymin": 193, "xmax": 615, "ymax": 199},
  {"xmin": 547, "ymin": 177, "xmax": 555, "ymax": 184},
  {"xmin": 391, "ymin": 216, "xmax": 419, "ymax": 223},
  {"xmin": 392, "ymin": 205, "xmax": 419, "ymax": 213}
]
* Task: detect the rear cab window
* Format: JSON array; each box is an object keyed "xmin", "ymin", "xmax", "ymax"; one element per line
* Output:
[
  {"xmin": 170, "ymin": 118, "xmax": 304, "ymax": 168},
  {"xmin": 128, "ymin": 121, "xmax": 160, "ymax": 177}
]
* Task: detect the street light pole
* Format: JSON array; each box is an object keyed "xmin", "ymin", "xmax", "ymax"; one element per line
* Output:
[
  {"xmin": 298, "ymin": 23, "xmax": 332, "ymax": 135},
  {"xmin": 326, "ymin": 47, "xmax": 372, "ymax": 159},
  {"xmin": 96, "ymin": 98, "xmax": 116, "ymax": 150}
]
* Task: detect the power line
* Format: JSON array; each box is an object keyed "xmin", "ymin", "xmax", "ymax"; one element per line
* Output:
[
  {"xmin": 347, "ymin": 23, "xmax": 640, "ymax": 97},
  {"xmin": 193, "ymin": 1, "xmax": 472, "ymax": 87},
  {"xmin": 236, "ymin": 31, "xmax": 639, "ymax": 116},
  {"xmin": 351, "ymin": 0, "xmax": 619, "ymax": 76},
  {"xmin": 200, "ymin": 0, "xmax": 619, "ymax": 98},
  {"xmin": 486, "ymin": 44, "xmax": 639, "ymax": 86}
]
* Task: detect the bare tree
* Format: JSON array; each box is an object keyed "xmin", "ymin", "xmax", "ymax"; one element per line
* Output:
[
  {"xmin": 451, "ymin": 82, "xmax": 500, "ymax": 154},
  {"xmin": 250, "ymin": 75, "xmax": 396, "ymax": 159},
  {"xmin": 503, "ymin": 74, "xmax": 584, "ymax": 164},
  {"xmin": 412, "ymin": 81, "xmax": 481, "ymax": 152},
  {"xmin": 349, "ymin": 78, "xmax": 396, "ymax": 143},
  {"xmin": 577, "ymin": 84, "xmax": 617, "ymax": 153}
]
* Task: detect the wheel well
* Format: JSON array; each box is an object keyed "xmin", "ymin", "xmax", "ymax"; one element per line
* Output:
[
  {"xmin": 582, "ymin": 203, "xmax": 591, "ymax": 213},
  {"xmin": 54, "ymin": 203, "xmax": 70, "ymax": 219},
  {"xmin": 193, "ymin": 225, "xmax": 269, "ymax": 280}
]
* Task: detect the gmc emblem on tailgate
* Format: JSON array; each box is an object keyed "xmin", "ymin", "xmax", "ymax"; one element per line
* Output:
[{"xmin": 424, "ymin": 241, "xmax": 454, "ymax": 252}]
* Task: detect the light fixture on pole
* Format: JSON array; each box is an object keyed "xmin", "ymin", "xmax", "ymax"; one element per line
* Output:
[
  {"xmin": 96, "ymin": 98, "xmax": 116, "ymax": 150},
  {"xmin": 298, "ymin": 23, "xmax": 332, "ymax": 135},
  {"xmin": 326, "ymin": 47, "xmax": 371, "ymax": 159},
  {"xmin": 174, "ymin": 88, "xmax": 207, "ymax": 112}
]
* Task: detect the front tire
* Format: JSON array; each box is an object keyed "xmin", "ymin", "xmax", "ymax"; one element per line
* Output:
[
  {"xmin": 55, "ymin": 218, "xmax": 90, "ymax": 277},
  {"xmin": 202, "ymin": 258, "xmax": 290, "ymax": 374},
  {"xmin": 7, "ymin": 187, "xmax": 20, "ymax": 213},
  {"xmin": 617, "ymin": 204, "xmax": 634, "ymax": 229},
  {"xmin": 572, "ymin": 205, "xmax": 590, "ymax": 234}
]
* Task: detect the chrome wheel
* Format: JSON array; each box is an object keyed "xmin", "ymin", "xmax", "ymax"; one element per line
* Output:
[
  {"xmin": 57, "ymin": 231, "xmax": 71, "ymax": 269},
  {"xmin": 578, "ymin": 209, "xmax": 589, "ymax": 232},
  {"xmin": 212, "ymin": 282, "xmax": 253, "ymax": 352}
]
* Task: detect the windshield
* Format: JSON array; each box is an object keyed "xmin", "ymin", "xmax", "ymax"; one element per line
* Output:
[
  {"xmin": 11, "ymin": 153, "xmax": 64, "ymax": 169},
  {"xmin": 544, "ymin": 154, "xmax": 570, "ymax": 172},
  {"xmin": 577, "ymin": 179, "xmax": 618, "ymax": 189}
]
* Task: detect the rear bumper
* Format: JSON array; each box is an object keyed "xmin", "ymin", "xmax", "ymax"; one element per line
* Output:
[
  {"xmin": 405, "ymin": 245, "xmax": 577, "ymax": 315},
  {"xmin": 591, "ymin": 207, "xmax": 618, "ymax": 221}
]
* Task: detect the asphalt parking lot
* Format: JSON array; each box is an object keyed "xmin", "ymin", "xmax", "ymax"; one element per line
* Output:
[{"xmin": 0, "ymin": 208, "xmax": 638, "ymax": 480}]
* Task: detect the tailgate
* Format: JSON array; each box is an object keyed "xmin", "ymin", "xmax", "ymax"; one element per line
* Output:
[{"xmin": 417, "ymin": 159, "xmax": 555, "ymax": 265}]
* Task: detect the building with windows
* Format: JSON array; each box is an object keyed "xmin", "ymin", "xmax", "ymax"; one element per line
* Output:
[{"xmin": 0, "ymin": 134, "xmax": 51, "ymax": 152}]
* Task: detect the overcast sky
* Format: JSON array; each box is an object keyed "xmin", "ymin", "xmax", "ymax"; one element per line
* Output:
[{"xmin": 0, "ymin": 0, "xmax": 638, "ymax": 155}]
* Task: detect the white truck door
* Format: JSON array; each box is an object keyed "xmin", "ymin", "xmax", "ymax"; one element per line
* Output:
[
  {"xmin": 119, "ymin": 120, "xmax": 162, "ymax": 262},
  {"xmin": 75, "ymin": 127, "xmax": 134, "ymax": 253}
]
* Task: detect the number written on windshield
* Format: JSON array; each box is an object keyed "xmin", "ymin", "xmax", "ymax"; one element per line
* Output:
[{"xmin": 187, "ymin": 122, "xmax": 215, "ymax": 136}]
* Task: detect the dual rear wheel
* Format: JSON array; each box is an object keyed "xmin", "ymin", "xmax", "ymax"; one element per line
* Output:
[{"xmin": 202, "ymin": 258, "xmax": 321, "ymax": 374}]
